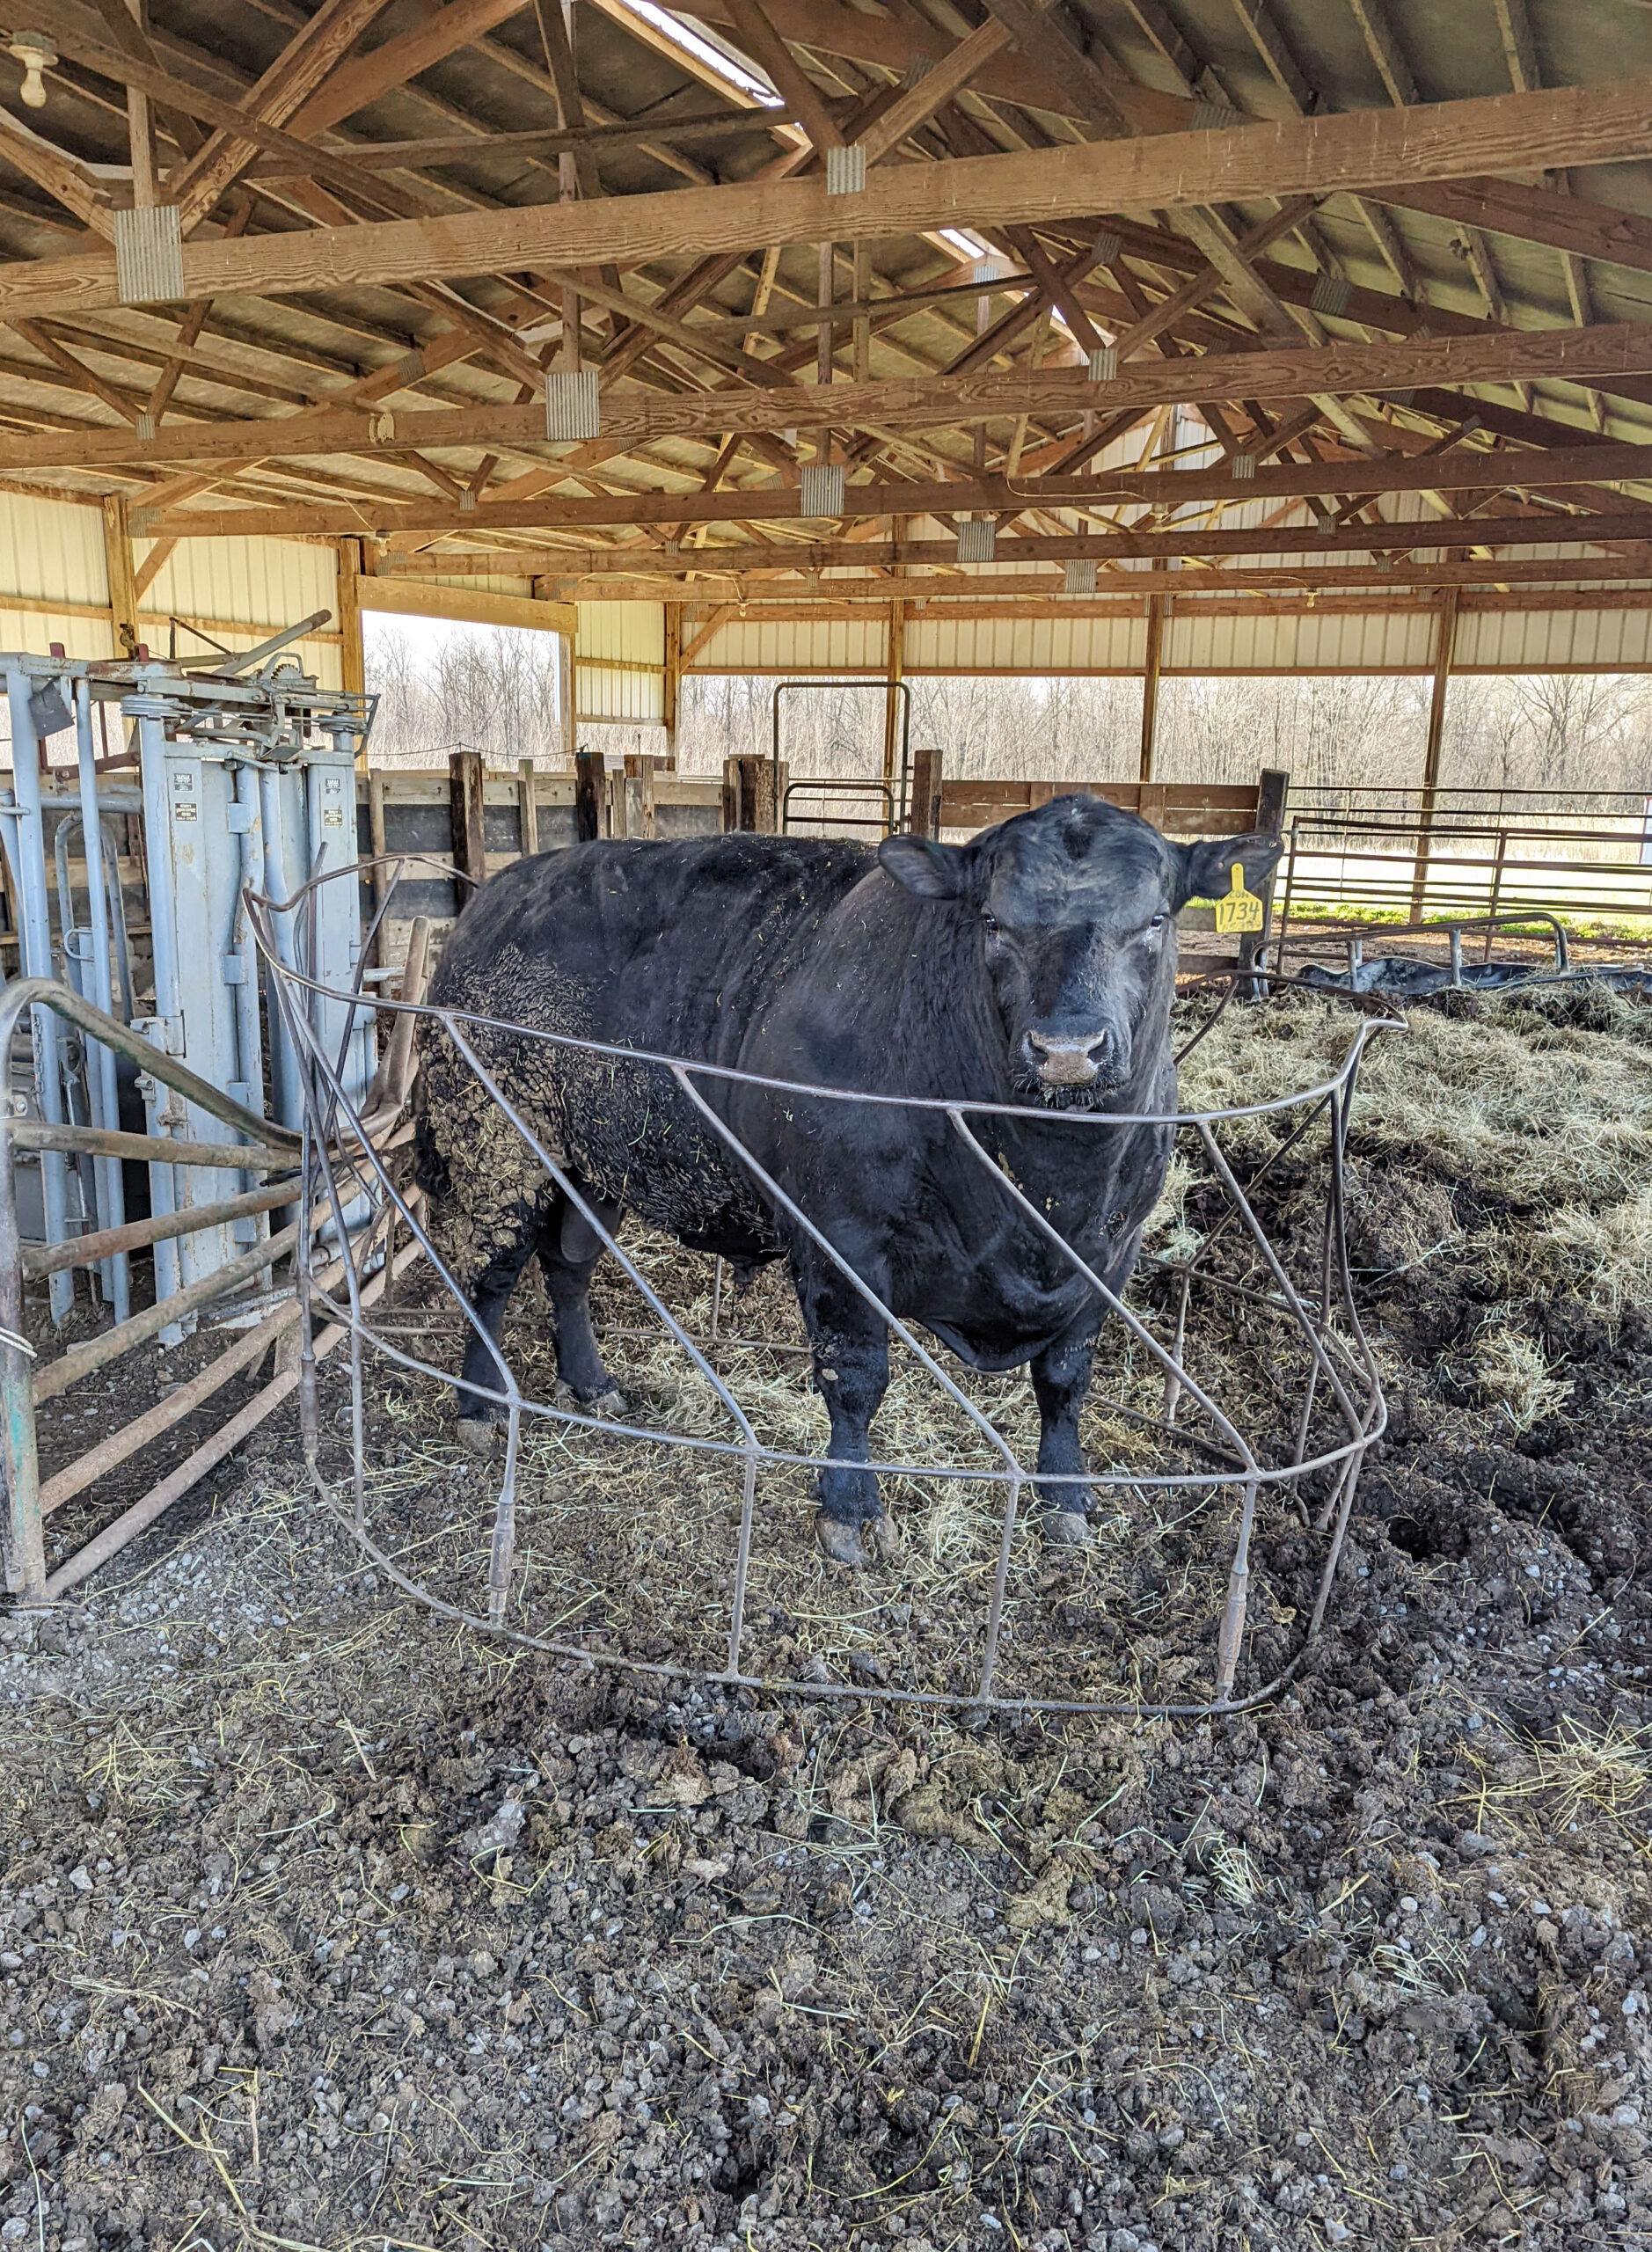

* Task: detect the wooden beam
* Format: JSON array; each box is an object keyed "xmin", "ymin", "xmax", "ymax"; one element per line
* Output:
[
  {"xmin": 126, "ymin": 437, "xmax": 1652, "ymax": 546},
  {"xmin": 1138, "ymin": 590, "xmax": 1164, "ymax": 783},
  {"xmin": 1378, "ymin": 175, "xmax": 1652, "ymax": 279},
  {"xmin": 355, "ymin": 576, "xmax": 576, "ymax": 634},
  {"xmin": 856, "ymin": 18, "xmax": 1015, "ymax": 164},
  {"xmin": 0, "ymin": 113, "xmax": 116, "ymax": 238},
  {"xmin": 1412, "ymin": 585, "xmax": 1460, "ymax": 915},
  {"xmin": 138, "ymin": 507, "xmax": 1652, "ymax": 570},
  {"xmin": 102, "ymin": 494, "xmax": 138, "ymax": 656},
  {"xmin": 336, "ymin": 536, "xmax": 365, "ymax": 700},
  {"xmin": 242, "ymin": 109, "xmax": 801, "ymax": 176},
  {"xmin": 166, "ymin": 0, "xmax": 401, "ymax": 232},
  {"xmin": 723, "ymin": 0, "xmax": 844, "ymax": 152},
  {"xmin": 8, "ymin": 75, "xmax": 1652, "ymax": 325},
  {"xmin": 449, "ymin": 749, "xmax": 487, "ymax": 892},
  {"xmin": 286, "ymin": 0, "xmax": 533, "ymax": 139},
  {"xmin": 883, "ymin": 596, "xmax": 904, "ymax": 788},
  {"xmin": 391, "ymin": 550, "xmax": 1652, "ymax": 596},
  {"xmin": 977, "ymin": 0, "xmax": 1130, "ymax": 138},
  {"xmin": 688, "ymin": 0, "xmax": 1186, "ymax": 134},
  {"xmin": 38, "ymin": 330, "xmax": 1648, "ymax": 518}
]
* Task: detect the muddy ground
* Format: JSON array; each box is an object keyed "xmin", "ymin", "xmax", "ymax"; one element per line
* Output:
[{"xmin": 3, "ymin": 986, "xmax": 1652, "ymax": 2251}]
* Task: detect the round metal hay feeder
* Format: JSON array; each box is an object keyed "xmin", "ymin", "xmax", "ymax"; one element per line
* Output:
[{"xmin": 251, "ymin": 859, "xmax": 1402, "ymax": 1722}]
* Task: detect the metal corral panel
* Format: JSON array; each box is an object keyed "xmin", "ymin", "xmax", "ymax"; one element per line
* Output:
[
  {"xmin": 1171, "ymin": 606, "xmax": 1436, "ymax": 673},
  {"xmin": 576, "ymin": 600, "xmax": 664, "ymax": 722},
  {"xmin": 142, "ymin": 537, "xmax": 343, "ymax": 687},
  {"xmin": 1455, "ymin": 607, "xmax": 1652, "ymax": 670},
  {"xmin": 688, "ymin": 613, "xmax": 887, "ymax": 674},
  {"xmin": 907, "ymin": 611, "xmax": 1144, "ymax": 672}
]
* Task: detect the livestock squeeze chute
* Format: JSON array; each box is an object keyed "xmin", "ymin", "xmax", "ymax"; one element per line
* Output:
[{"xmin": 0, "ymin": 642, "xmax": 375, "ymax": 1335}]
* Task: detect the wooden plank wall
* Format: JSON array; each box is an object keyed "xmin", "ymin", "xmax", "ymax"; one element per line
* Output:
[{"xmin": 361, "ymin": 756, "xmax": 723, "ymax": 966}]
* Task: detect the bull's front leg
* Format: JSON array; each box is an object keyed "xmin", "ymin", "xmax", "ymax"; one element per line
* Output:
[
  {"xmin": 1030, "ymin": 1307, "xmax": 1104, "ymax": 1546},
  {"xmin": 790, "ymin": 1249, "xmax": 899, "ymax": 1568}
]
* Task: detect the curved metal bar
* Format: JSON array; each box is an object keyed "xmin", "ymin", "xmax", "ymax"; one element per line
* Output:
[{"xmin": 245, "ymin": 856, "xmax": 1399, "ymax": 1722}]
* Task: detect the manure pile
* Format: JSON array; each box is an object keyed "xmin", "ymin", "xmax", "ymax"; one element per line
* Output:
[{"xmin": 2, "ymin": 983, "xmax": 1651, "ymax": 2252}]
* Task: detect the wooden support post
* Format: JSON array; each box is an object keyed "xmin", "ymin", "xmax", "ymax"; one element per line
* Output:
[
  {"xmin": 367, "ymin": 768, "xmax": 389, "ymax": 963},
  {"xmin": 817, "ymin": 239, "xmax": 834, "ymax": 391},
  {"xmin": 516, "ymin": 757, "xmax": 539, "ymax": 858},
  {"xmin": 721, "ymin": 755, "xmax": 742, "ymax": 835},
  {"xmin": 559, "ymin": 632, "xmax": 578, "ymax": 764},
  {"xmin": 336, "ymin": 537, "xmax": 366, "ymax": 710},
  {"xmin": 449, "ymin": 749, "xmax": 486, "ymax": 909},
  {"xmin": 625, "ymin": 754, "xmax": 657, "ymax": 838},
  {"xmin": 852, "ymin": 239, "xmax": 871, "ymax": 384},
  {"xmin": 662, "ymin": 605, "xmax": 682, "ymax": 770},
  {"xmin": 1139, "ymin": 594, "xmax": 1166, "ymax": 784},
  {"xmin": 909, "ymin": 743, "xmax": 945, "ymax": 840},
  {"xmin": 125, "ymin": 0, "xmax": 158, "ymax": 211},
  {"xmin": 574, "ymin": 749, "xmax": 605, "ymax": 843},
  {"xmin": 1411, "ymin": 588, "xmax": 1460, "ymax": 920},
  {"xmin": 731, "ymin": 755, "xmax": 780, "ymax": 833},
  {"xmin": 1241, "ymin": 764, "xmax": 1290, "ymax": 986},
  {"xmin": 883, "ymin": 596, "xmax": 905, "ymax": 796},
  {"xmin": 102, "ymin": 496, "xmax": 139, "ymax": 659}
]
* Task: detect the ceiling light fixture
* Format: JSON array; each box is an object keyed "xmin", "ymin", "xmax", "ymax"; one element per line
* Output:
[{"xmin": 9, "ymin": 32, "xmax": 56, "ymax": 108}]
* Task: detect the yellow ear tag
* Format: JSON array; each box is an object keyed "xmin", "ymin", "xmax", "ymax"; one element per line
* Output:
[{"xmin": 1213, "ymin": 860, "xmax": 1264, "ymax": 935}]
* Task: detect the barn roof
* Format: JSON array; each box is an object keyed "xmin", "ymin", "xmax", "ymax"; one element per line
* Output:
[{"xmin": 2, "ymin": 0, "xmax": 1651, "ymax": 637}]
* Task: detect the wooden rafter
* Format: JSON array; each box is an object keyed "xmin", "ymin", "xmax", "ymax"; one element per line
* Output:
[
  {"xmin": 10, "ymin": 319, "xmax": 1648, "ymax": 486},
  {"xmin": 6, "ymin": 72, "xmax": 1649, "ymax": 325}
]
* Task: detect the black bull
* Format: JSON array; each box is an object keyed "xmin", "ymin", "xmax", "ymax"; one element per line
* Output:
[{"xmin": 413, "ymin": 795, "xmax": 1281, "ymax": 1567}]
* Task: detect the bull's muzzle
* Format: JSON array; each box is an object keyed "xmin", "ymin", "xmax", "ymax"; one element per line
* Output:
[{"xmin": 1024, "ymin": 1027, "xmax": 1111, "ymax": 1087}]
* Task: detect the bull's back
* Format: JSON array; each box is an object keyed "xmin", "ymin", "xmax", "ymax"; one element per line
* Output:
[{"xmin": 420, "ymin": 836, "xmax": 869, "ymax": 1250}]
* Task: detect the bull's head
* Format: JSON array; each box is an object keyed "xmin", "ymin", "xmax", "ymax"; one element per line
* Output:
[{"xmin": 878, "ymin": 794, "xmax": 1283, "ymax": 1106}]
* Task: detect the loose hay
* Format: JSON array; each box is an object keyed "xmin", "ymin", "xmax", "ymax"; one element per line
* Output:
[{"xmin": 6, "ymin": 983, "xmax": 1652, "ymax": 2250}]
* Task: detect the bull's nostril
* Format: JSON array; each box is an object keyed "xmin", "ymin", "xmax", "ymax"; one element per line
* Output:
[{"xmin": 1025, "ymin": 1028, "xmax": 1111, "ymax": 1086}]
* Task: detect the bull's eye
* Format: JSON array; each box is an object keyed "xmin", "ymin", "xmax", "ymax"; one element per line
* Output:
[
  {"xmin": 982, "ymin": 911, "xmax": 1000, "ymax": 936},
  {"xmin": 1148, "ymin": 913, "xmax": 1166, "ymax": 933}
]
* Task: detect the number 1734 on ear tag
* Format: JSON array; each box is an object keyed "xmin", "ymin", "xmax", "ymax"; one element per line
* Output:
[{"xmin": 1213, "ymin": 862, "xmax": 1265, "ymax": 935}]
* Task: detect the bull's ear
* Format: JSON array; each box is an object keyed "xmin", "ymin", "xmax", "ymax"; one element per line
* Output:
[
  {"xmin": 1174, "ymin": 830, "xmax": 1283, "ymax": 910},
  {"xmin": 878, "ymin": 833, "xmax": 967, "ymax": 900}
]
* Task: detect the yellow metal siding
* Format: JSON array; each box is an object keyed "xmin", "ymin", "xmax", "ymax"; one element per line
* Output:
[
  {"xmin": 140, "ymin": 537, "xmax": 342, "ymax": 687},
  {"xmin": 685, "ymin": 614, "xmax": 887, "ymax": 673},
  {"xmin": 0, "ymin": 490, "xmax": 108, "ymax": 607},
  {"xmin": 907, "ymin": 611, "xmax": 1144, "ymax": 672},
  {"xmin": 1171, "ymin": 607, "xmax": 1436, "ymax": 673},
  {"xmin": 575, "ymin": 600, "xmax": 664, "ymax": 722},
  {"xmin": 1455, "ymin": 607, "xmax": 1652, "ymax": 671}
]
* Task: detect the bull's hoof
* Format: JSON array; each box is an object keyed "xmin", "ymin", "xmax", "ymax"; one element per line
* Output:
[
  {"xmin": 457, "ymin": 1416, "xmax": 502, "ymax": 1459},
  {"xmin": 866, "ymin": 1509, "xmax": 903, "ymax": 1561},
  {"xmin": 815, "ymin": 1510, "xmax": 899, "ymax": 1568},
  {"xmin": 1042, "ymin": 1509, "xmax": 1093, "ymax": 1548},
  {"xmin": 553, "ymin": 1380, "xmax": 628, "ymax": 1418},
  {"xmin": 815, "ymin": 1512, "xmax": 868, "ymax": 1568}
]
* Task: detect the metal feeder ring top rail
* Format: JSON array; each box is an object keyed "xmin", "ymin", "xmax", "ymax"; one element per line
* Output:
[{"xmin": 246, "ymin": 855, "xmax": 1404, "ymax": 1724}]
